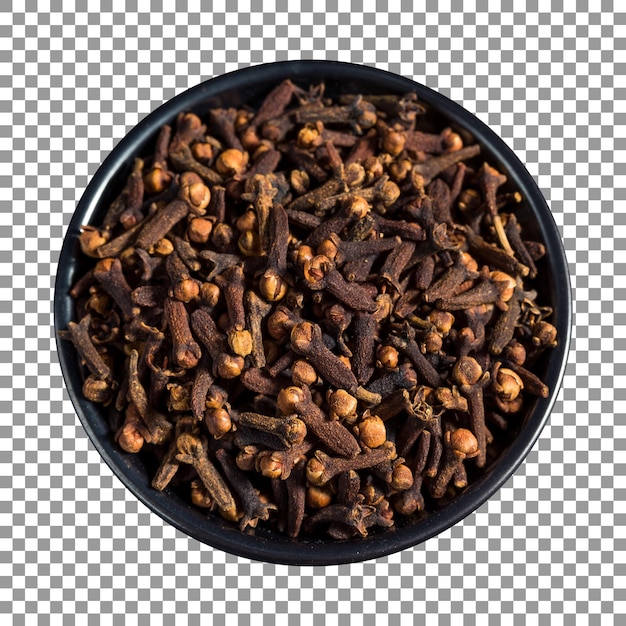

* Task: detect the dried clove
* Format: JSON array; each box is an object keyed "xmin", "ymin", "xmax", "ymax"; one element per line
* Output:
[
  {"xmin": 452, "ymin": 356, "xmax": 490, "ymax": 468},
  {"xmin": 306, "ymin": 441, "xmax": 397, "ymax": 486},
  {"xmin": 238, "ymin": 412, "xmax": 307, "ymax": 448},
  {"xmin": 290, "ymin": 321, "xmax": 360, "ymax": 393},
  {"xmin": 176, "ymin": 433, "xmax": 239, "ymax": 521},
  {"xmin": 93, "ymin": 257, "xmax": 137, "ymax": 321},
  {"xmin": 277, "ymin": 385, "xmax": 361, "ymax": 458},
  {"xmin": 302, "ymin": 255, "xmax": 377, "ymax": 312},
  {"xmin": 126, "ymin": 349, "xmax": 173, "ymax": 445},
  {"xmin": 152, "ymin": 416, "xmax": 198, "ymax": 491},
  {"xmin": 215, "ymin": 448, "xmax": 277, "ymax": 530},
  {"xmin": 214, "ymin": 265, "xmax": 253, "ymax": 357},
  {"xmin": 64, "ymin": 81, "xmax": 557, "ymax": 541},
  {"xmin": 164, "ymin": 297, "xmax": 201, "ymax": 370}
]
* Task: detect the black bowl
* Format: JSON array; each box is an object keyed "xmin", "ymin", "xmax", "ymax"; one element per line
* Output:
[{"xmin": 54, "ymin": 60, "xmax": 571, "ymax": 565}]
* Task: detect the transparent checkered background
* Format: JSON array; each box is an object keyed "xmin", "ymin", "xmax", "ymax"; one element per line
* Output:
[{"xmin": 1, "ymin": 1, "xmax": 624, "ymax": 623}]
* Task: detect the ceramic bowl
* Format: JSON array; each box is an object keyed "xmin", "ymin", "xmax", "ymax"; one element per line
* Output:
[{"xmin": 54, "ymin": 61, "xmax": 571, "ymax": 565}]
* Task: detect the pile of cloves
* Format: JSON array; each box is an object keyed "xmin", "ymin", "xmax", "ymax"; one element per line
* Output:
[{"xmin": 62, "ymin": 80, "xmax": 557, "ymax": 540}]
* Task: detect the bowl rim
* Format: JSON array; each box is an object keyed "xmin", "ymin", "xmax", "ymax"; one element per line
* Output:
[{"xmin": 54, "ymin": 59, "xmax": 572, "ymax": 565}]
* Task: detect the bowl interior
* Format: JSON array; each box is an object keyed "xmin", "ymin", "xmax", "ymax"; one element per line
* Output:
[{"xmin": 54, "ymin": 60, "xmax": 571, "ymax": 565}]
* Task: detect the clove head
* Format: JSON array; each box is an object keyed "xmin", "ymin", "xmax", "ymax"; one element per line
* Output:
[
  {"xmin": 302, "ymin": 255, "xmax": 332, "ymax": 286},
  {"xmin": 179, "ymin": 172, "xmax": 211, "ymax": 213},
  {"xmin": 493, "ymin": 367, "xmax": 524, "ymax": 401},
  {"xmin": 284, "ymin": 416, "xmax": 308, "ymax": 446},
  {"xmin": 187, "ymin": 217, "xmax": 213, "ymax": 243},
  {"xmin": 532, "ymin": 321, "xmax": 558, "ymax": 349},
  {"xmin": 354, "ymin": 415, "xmax": 387, "ymax": 449},
  {"xmin": 205, "ymin": 407, "xmax": 232, "ymax": 439},
  {"xmin": 390, "ymin": 463, "xmax": 414, "ymax": 491},
  {"xmin": 344, "ymin": 195, "xmax": 370, "ymax": 218},
  {"xmin": 174, "ymin": 344, "xmax": 201, "ymax": 370},
  {"xmin": 172, "ymin": 278, "xmax": 200, "ymax": 303},
  {"xmin": 82, "ymin": 375, "xmax": 114, "ymax": 404},
  {"xmin": 290, "ymin": 321, "xmax": 317, "ymax": 354},
  {"xmin": 190, "ymin": 480, "xmax": 214, "ymax": 508},
  {"xmin": 306, "ymin": 485, "xmax": 333, "ymax": 509},
  {"xmin": 449, "ymin": 428, "xmax": 479, "ymax": 459},
  {"xmin": 144, "ymin": 167, "xmax": 173, "ymax": 195},
  {"xmin": 292, "ymin": 360, "xmax": 318, "ymax": 387},
  {"xmin": 306, "ymin": 457, "xmax": 326, "ymax": 486},
  {"xmin": 258, "ymin": 453, "xmax": 284, "ymax": 479},
  {"xmin": 503, "ymin": 340, "xmax": 526, "ymax": 366},
  {"xmin": 452, "ymin": 356, "xmax": 483, "ymax": 387},
  {"xmin": 382, "ymin": 128, "xmax": 406, "ymax": 156},
  {"xmin": 428, "ymin": 310, "xmax": 455, "ymax": 336},
  {"xmin": 490, "ymin": 270, "xmax": 516, "ymax": 302},
  {"xmin": 228, "ymin": 329, "xmax": 253, "ymax": 358},
  {"xmin": 79, "ymin": 226, "xmax": 109, "ymax": 258},
  {"xmin": 259, "ymin": 271, "xmax": 288, "ymax": 302},
  {"xmin": 277, "ymin": 385, "xmax": 305, "ymax": 415},
  {"xmin": 328, "ymin": 389, "xmax": 358, "ymax": 420},
  {"xmin": 267, "ymin": 308, "xmax": 296, "ymax": 340},
  {"xmin": 215, "ymin": 354, "xmax": 245, "ymax": 379},
  {"xmin": 215, "ymin": 148, "xmax": 248, "ymax": 177},
  {"xmin": 115, "ymin": 404, "xmax": 146, "ymax": 453},
  {"xmin": 376, "ymin": 345, "xmax": 399, "ymax": 370}
]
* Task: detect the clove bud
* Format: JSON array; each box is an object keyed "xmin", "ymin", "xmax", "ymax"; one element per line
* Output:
[{"xmin": 63, "ymin": 80, "xmax": 556, "ymax": 541}]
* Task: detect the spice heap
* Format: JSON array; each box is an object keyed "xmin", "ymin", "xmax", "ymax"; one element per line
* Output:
[{"xmin": 62, "ymin": 80, "xmax": 557, "ymax": 539}]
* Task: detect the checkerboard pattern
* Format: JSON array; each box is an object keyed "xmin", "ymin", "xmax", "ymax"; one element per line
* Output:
[{"xmin": 2, "ymin": 2, "xmax": 624, "ymax": 622}]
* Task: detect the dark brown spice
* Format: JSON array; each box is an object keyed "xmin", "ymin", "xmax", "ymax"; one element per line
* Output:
[
  {"xmin": 176, "ymin": 433, "xmax": 239, "ymax": 521},
  {"xmin": 428, "ymin": 427, "xmax": 479, "ymax": 498},
  {"xmin": 302, "ymin": 255, "xmax": 378, "ymax": 312},
  {"xmin": 504, "ymin": 213, "xmax": 538, "ymax": 279},
  {"xmin": 170, "ymin": 234, "xmax": 202, "ymax": 272},
  {"xmin": 143, "ymin": 124, "xmax": 173, "ymax": 194},
  {"xmin": 388, "ymin": 327, "xmax": 441, "ymax": 389},
  {"xmin": 465, "ymin": 227, "xmax": 529, "ymax": 277},
  {"xmin": 290, "ymin": 321, "xmax": 360, "ymax": 393},
  {"xmin": 190, "ymin": 308, "xmax": 244, "ymax": 379},
  {"xmin": 256, "ymin": 441, "xmax": 313, "ymax": 481},
  {"xmin": 119, "ymin": 158, "xmax": 145, "ymax": 229},
  {"xmin": 306, "ymin": 441, "xmax": 396, "ymax": 486},
  {"xmin": 435, "ymin": 273, "xmax": 506, "ymax": 312},
  {"xmin": 452, "ymin": 357, "xmax": 490, "ymax": 468},
  {"xmin": 277, "ymin": 386, "xmax": 361, "ymax": 458},
  {"xmin": 93, "ymin": 257, "xmax": 137, "ymax": 321},
  {"xmin": 208, "ymin": 108, "xmax": 244, "ymax": 151},
  {"xmin": 259, "ymin": 203, "xmax": 290, "ymax": 302},
  {"xmin": 165, "ymin": 251, "xmax": 200, "ymax": 303},
  {"xmin": 214, "ymin": 265, "xmax": 253, "ymax": 357},
  {"xmin": 392, "ymin": 430, "xmax": 431, "ymax": 515},
  {"xmin": 351, "ymin": 294, "xmax": 393, "ymax": 386},
  {"xmin": 252, "ymin": 80, "xmax": 298, "ymax": 128},
  {"xmin": 379, "ymin": 240, "xmax": 416, "ymax": 293},
  {"xmin": 215, "ymin": 448, "xmax": 277, "ymax": 530},
  {"xmin": 169, "ymin": 113, "xmax": 223, "ymax": 185},
  {"xmin": 152, "ymin": 416, "xmax": 198, "ymax": 491},
  {"xmin": 64, "ymin": 82, "xmax": 557, "ymax": 541},
  {"xmin": 190, "ymin": 358, "xmax": 214, "ymax": 421},
  {"xmin": 135, "ymin": 199, "xmax": 190, "ymax": 252},
  {"xmin": 489, "ymin": 286, "xmax": 523, "ymax": 355},
  {"xmin": 164, "ymin": 298, "xmax": 201, "ymax": 370},
  {"xmin": 245, "ymin": 290, "xmax": 273, "ymax": 368},
  {"xmin": 422, "ymin": 251, "xmax": 479, "ymax": 303},
  {"xmin": 411, "ymin": 145, "xmax": 481, "ymax": 191},
  {"xmin": 329, "ymin": 232, "xmax": 400, "ymax": 266},
  {"xmin": 127, "ymin": 349, "xmax": 173, "ymax": 445}
]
